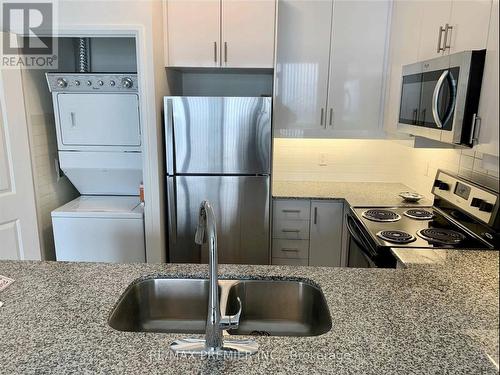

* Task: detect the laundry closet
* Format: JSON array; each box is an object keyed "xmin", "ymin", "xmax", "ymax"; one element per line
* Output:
[{"xmin": 22, "ymin": 36, "xmax": 145, "ymax": 263}]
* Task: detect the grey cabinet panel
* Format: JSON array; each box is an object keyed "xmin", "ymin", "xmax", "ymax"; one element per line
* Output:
[{"xmin": 309, "ymin": 200, "xmax": 343, "ymax": 267}]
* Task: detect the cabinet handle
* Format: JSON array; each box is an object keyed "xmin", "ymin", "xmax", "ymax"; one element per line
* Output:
[
  {"xmin": 313, "ymin": 206, "xmax": 318, "ymax": 225},
  {"xmin": 224, "ymin": 42, "xmax": 228, "ymax": 64},
  {"xmin": 214, "ymin": 41, "xmax": 217, "ymax": 63},
  {"xmin": 437, "ymin": 25, "xmax": 445, "ymax": 53},
  {"xmin": 412, "ymin": 108, "xmax": 418, "ymax": 124},
  {"xmin": 281, "ymin": 248, "xmax": 300, "ymax": 252},
  {"xmin": 320, "ymin": 108, "xmax": 324, "ymax": 127},
  {"xmin": 329, "ymin": 108, "xmax": 334, "ymax": 126},
  {"xmin": 282, "ymin": 209, "xmax": 301, "ymax": 213},
  {"xmin": 443, "ymin": 23, "xmax": 452, "ymax": 50},
  {"xmin": 282, "ymin": 229, "xmax": 300, "ymax": 233}
]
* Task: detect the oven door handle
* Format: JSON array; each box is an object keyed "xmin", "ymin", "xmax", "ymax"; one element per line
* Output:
[
  {"xmin": 432, "ymin": 70, "xmax": 457, "ymax": 129},
  {"xmin": 345, "ymin": 215, "xmax": 379, "ymax": 259}
]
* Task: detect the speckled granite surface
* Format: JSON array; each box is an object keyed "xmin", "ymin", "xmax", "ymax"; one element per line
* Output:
[
  {"xmin": 0, "ymin": 251, "xmax": 498, "ymax": 374},
  {"xmin": 272, "ymin": 181, "xmax": 434, "ymax": 207}
]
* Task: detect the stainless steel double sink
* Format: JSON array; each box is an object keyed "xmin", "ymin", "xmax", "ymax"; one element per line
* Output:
[{"xmin": 108, "ymin": 278, "xmax": 332, "ymax": 337}]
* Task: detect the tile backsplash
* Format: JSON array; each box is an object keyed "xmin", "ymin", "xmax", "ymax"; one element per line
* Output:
[{"xmin": 273, "ymin": 138, "xmax": 499, "ymax": 197}]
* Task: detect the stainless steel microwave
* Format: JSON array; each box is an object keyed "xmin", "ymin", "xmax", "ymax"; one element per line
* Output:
[{"xmin": 397, "ymin": 50, "xmax": 485, "ymax": 147}]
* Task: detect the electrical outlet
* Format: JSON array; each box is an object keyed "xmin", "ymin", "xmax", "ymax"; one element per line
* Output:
[{"xmin": 318, "ymin": 153, "xmax": 328, "ymax": 166}]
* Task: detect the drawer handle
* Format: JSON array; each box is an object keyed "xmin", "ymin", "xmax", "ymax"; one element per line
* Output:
[
  {"xmin": 281, "ymin": 248, "xmax": 299, "ymax": 252},
  {"xmin": 282, "ymin": 209, "xmax": 301, "ymax": 213},
  {"xmin": 281, "ymin": 229, "xmax": 300, "ymax": 233}
]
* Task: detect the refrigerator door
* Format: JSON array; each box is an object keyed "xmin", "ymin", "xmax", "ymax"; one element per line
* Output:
[
  {"xmin": 167, "ymin": 175, "xmax": 270, "ymax": 264},
  {"xmin": 165, "ymin": 96, "xmax": 271, "ymax": 175}
]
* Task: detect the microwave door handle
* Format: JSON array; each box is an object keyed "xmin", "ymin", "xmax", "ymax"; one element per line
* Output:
[{"xmin": 432, "ymin": 70, "xmax": 449, "ymax": 129}]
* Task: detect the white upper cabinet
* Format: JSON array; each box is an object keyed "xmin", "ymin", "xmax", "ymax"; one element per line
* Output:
[
  {"xmin": 166, "ymin": 0, "xmax": 220, "ymax": 67},
  {"xmin": 416, "ymin": 0, "xmax": 491, "ymax": 61},
  {"xmin": 274, "ymin": 0, "xmax": 390, "ymax": 138},
  {"xmin": 274, "ymin": 0, "xmax": 333, "ymax": 137},
  {"xmin": 383, "ymin": 0, "xmax": 424, "ymax": 134},
  {"xmin": 476, "ymin": 0, "xmax": 499, "ymax": 156},
  {"xmin": 417, "ymin": 1, "xmax": 452, "ymax": 60},
  {"xmin": 327, "ymin": 0, "xmax": 390, "ymax": 137},
  {"xmin": 166, "ymin": 0, "xmax": 276, "ymax": 68},
  {"xmin": 222, "ymin": 0, "xmax": 276, "ymax": 68},
  {"xmin": 448, "ymin": 0, "xmax": 493, "ymax": 53}
]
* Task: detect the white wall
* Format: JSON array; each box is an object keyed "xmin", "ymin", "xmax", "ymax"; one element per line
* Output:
[
  {"xmin": 273, "ymin": 138, "xmax": 499, "ymax": 198},
  {"xmin": 21, "ymin": 69, "xmax": 79, "ymax": 260},
  {"xmin": 56, "ymin": 0, "xmax": 170, "ymax": 262}
]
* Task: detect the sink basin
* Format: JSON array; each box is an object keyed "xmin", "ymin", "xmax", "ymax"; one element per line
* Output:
[
  {"xmin": 108, "ymin": 278, "xmax": 216, "ymax": 333},
  {"xmin": 109, "ymin": 277, "xmax": 332, "ymax": 337},
  {"xmin": 225, "ymin": 280, "xmax": 332, "ymax": 337}
]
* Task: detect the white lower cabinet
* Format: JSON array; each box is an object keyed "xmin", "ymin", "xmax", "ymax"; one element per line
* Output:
[{"xmin": 272, "ymin": 199, "xmax": 343, "ymax": 267}]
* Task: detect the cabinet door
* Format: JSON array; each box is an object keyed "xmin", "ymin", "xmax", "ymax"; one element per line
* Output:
[
  {"xmin": 417, "ymin": 1, "xmax": 452, "ymax": 60},
  {"xmin": 309, "ymin": 201, "xmax": 343, "ymax": 267},
  {"xmin": 448, "ymin": 0, "xmax": 492, "ymax": 53},
  {"xmin": 476, "ymin": 0, "xmax": 499, "ymax": 156},
  {"xmin": 167, "ymin": 0, "xmax": 220, "ymax": 67},
  {"xmin": 384, "ymin": 0, "xmax": 425, "ymax": 134},
  {"xmin": 326, "ymin": 0, "xmax": 390, "ymax": 137},
  {"xmin": 222, "ymin": 0, "xmax": 276, "ymax": 68},
  {"xmin": 274, "ymin": 0, "xmax": 333, "ymax": 137}
]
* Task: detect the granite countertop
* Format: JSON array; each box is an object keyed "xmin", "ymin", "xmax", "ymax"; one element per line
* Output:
[
  {"xmin": 1, "ymin": 251, "xmax": 498, "ymax": 374},
  {"xmin": 272, "ymin": 181, "xmax": 434, "ymax": 207}
]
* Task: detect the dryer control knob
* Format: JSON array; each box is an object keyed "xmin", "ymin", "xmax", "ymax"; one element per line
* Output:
[
  {"xmin": 98, "ymin": 80, "xmax": 104, "ymax": 86},
  {"xmin": 56, "ymin": 78, "xmax": 68, "ymax": 88},
  {"xmin": 121, "ymin": 77, "xmax": 133, "ymax": 88}
]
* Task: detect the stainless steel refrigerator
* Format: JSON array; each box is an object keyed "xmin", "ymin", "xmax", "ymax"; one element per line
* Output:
[{"xmin": 164, "ymin": 96, "xmax": 271, "ymax": 264}]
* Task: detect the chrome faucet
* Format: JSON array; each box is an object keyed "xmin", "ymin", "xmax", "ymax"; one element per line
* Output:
[{"xmin": 170, "ymin": 200, "xmax": 258, "ymax": 358}]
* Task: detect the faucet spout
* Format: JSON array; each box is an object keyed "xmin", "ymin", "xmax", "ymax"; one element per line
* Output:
[
  {"xmin": 197, "ymin": 201, "xmax": 223, "ymax": 351},
  {"xmin": 170, "ymin": 200, "xmax": 258, "ymax": 358}
]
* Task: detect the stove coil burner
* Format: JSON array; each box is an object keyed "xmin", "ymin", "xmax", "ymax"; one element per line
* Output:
[
  {"xmin": 417, "ymin": 228, "xmax": 466, "ymax": 245},
  {"xmin": 403, "ymin": 209, "xmax": 434, "ymax": 220},
  {"xmin": 362, "ymin": 209, "xmax": 401, "ymax": 222},
  {"xmin": 376, "ymin": 230, "xmax": 416, "ymax": 244}
]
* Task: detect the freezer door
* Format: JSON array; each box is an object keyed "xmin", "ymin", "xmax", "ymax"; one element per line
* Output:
[
  {"xmin": 167, "ymin": 175, "xmax": 270, "ymax": 264},
  {"xmin": 165, "ymin": 96, "xmax": 271, "ymax": 175}
]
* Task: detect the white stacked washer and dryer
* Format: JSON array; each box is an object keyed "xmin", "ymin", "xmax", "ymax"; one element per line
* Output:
[{"xmin": 46, "ymin": 73, "xmax": 145, "ymax": 263}]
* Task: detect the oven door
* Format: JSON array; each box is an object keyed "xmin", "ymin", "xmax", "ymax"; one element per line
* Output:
[{"xmin": 345, "ymin": 214, "xmax": 379, "ymax": 268}]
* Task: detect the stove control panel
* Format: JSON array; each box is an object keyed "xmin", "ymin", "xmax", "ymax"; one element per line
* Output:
[
  {"xmin": 45, "ymin": 73, "xmax": 138, "ymax": 93},
  {"xmin": 432, "ymin": 170, "xmax": 499, "ymax": 226}
]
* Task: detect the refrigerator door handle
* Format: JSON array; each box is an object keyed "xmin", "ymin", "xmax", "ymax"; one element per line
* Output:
[
  {"xmin": 167, "ymin": 177, "xmax": 177, "ymax": 246},
  {"xmin": 165, "ymin": 98, "xmax": 175, "ymax": 175}
]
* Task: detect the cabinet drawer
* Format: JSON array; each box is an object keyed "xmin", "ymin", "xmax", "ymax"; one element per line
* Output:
[
  {"xmin": 273, "ymin": 219, "xmax": 310, "ymax": 240},
  {"xmin": 273, "ymin": 199, "xmax": 311, "ymax": 220},
  {"xmin": 272, "ymin": 239, "xmax": 309, "ymax": 259},
  {"xmin": 272, "ymin": 257, "xmax": 308, "ymax": 266}
]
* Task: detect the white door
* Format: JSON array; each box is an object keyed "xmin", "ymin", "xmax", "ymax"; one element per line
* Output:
[
  {"xmin": 0, "ymin": 68, "xmax": 41, "ymax": 260},
  {"xmin": 476, "ymin": 0, "xmax": 499, "ymax": 156},
  {"xmin": 221, "ymin": 0, "xmax": 276, "ymax": 68},
  {"xmin": 166, "ymin": 0, "xmax": 221, "ymax": 67},
  {"xmin": 56, "ymin": 93, "xmax": 141, "ymax": 149},
  {"xmin": 326, "ymin": 0, "xmax": 390, "ymax": 137},
  {"xmin": 384, "ymin": 0, "xmax": 425, "ymax": 134},
  {"xmin": 448, "ymin": 0, "xmax": 492, "ymax": 53},
  {"xmin": 417, "ymin": 0, "xmax": 453, "ymax": 60},
  {"xmin": 274, "ymin": 0, "xmax": 333, "ymax": 137},
  {"xmin": 309, "ymin": 201, "xmax": 343, "ymax": 267}
]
